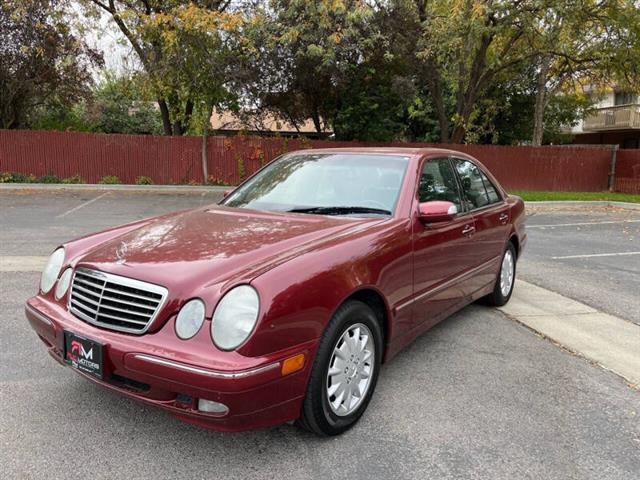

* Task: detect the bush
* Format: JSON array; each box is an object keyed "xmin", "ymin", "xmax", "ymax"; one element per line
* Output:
[
  {"xmin": 62, "ymin": 175, "xmax": 86, "ymax": 184},
  {"xmin": 135, "ymin": 176, "xmax": 153, "ymax": 185},
  {"xmin": 0, "ymin": 172, "xmax": 38, "ymax": 183},
  {"xmin": 0, "ymin": 172, "xmax": 15, "ymax": 183},
  {"xmin": 206, "ymin": 176, "xmax": 230, "ymax": 186},
  {"xmin": 99, "ymin": 175, "xmax": 120, "ymax": 184},
  {"xmin": 38, "ymin": 174, "xmax": 61, "ymax": 183}
]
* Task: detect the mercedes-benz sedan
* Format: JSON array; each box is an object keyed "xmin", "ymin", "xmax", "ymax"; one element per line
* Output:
[{"xmin": 25, "ymin": 148, "xmax": 526, "ymax": 435}]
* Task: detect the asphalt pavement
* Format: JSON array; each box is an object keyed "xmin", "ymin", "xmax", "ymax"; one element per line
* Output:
[
  {"xmin": 1, "ymin": 192, "xmax": 639, "ymax": 479},
  {"xmin": 520, "ymin": 205, "xmax": 640, "ymax": 324}
]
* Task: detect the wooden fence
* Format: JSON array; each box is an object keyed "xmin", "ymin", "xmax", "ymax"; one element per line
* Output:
[{"xmin": 1, "ymin": 129, "xmax": 638, "ymax": 193}]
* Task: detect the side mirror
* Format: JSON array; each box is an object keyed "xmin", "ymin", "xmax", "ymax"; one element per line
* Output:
[
  {"xmin": 223, "ymin": 190, "xmax": 232, "ymax": 198},
  {"xmin": 418, "ymin": 201, "xmax": 458, "ymax": 223}
]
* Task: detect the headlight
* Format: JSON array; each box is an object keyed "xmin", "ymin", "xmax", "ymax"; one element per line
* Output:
[
  {"xmin": 211, "ymin": 285, "xmax": 260, "ymax": 350},
  {"xmin": 55, "ymin": 268, "xmax": 73, "ymax": 300},
  {"xmin": 40, "ymin": 248, "xmax": 65, "ymax": 294},
  {"xmin": 175, "ymin": 299, "xmax": 206, "ymax": 340}
]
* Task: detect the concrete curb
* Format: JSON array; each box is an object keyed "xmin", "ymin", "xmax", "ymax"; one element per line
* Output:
[
  {"xmin": 0, "ymin": 183, "xmax": 229, "ymax": 194},
  {"xmin": 526, "ymin": 200, "xmax": 640, "ymax": 210},
  {"xmin": 500, "ymin": 280, "xmax": 640, "ymax": 388},
  {"xmin": 1, "ymin": 185, "xmax": 638, "ymax": 208}
]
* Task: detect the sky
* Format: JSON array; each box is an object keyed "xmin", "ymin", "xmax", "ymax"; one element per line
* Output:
[{"xmin": 71, "ymin": 1, "xmax": 133, "ymax": 76}]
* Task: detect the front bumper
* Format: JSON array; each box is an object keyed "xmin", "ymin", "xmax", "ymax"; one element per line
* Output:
[{"xmin": 25, "ymin": 296, "xmax": 315, "ymax": 432}]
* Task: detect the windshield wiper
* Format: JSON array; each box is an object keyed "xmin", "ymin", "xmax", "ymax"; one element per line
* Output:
[{"xmin": 287, "ymin": 206, "xmax": 391, "ymax": 216}]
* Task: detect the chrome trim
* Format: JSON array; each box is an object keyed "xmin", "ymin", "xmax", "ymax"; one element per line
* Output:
[
  {"xmin": 132, "ymin": 354, "xmax": 280, "ymax": 379},
  {"xmin": 25, "ymin": 304, "xmax": 53, "ymax": 326},
  {"xmin": 395, "ymin": 254, "xmax": 501, "ymax": 312},
  {"xmin": 69, "ymin": 267, "xmax": 168, "ymax": 335}
]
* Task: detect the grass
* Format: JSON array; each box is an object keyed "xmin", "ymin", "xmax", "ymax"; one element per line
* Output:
[{"xmin": 511, "ymin": 191, "xmax": 640, "ymax": 204}]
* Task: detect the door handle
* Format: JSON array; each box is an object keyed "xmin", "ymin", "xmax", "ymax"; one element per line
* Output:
[
  {"xmin": 499, "ymin": 213, "xmax": 509, "ymax": 224},
  {"xmin": 462, "ymin": 224, "xmax": 475, "ymax": 236}
]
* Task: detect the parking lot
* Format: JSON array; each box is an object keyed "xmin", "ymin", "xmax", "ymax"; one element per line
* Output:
[{"xmin": 1, "ymin": 191, "xmax": 639, "ymax": 480}]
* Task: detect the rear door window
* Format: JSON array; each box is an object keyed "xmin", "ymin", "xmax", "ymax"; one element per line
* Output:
[
  {"xmin": 479, "ymin": 171, "xmax": 501, "ymax": 204},
  {"xmin": 452, "ymin": 158, "xmax": 490, "ymax": 210}
]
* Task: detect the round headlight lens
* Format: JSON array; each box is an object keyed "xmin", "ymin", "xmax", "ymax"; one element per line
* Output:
[
  {"xmin": 55, "ymin": 268, "xmax": 73, "ymax": 300},
  {"xmin": 40, "ymin": 248, "xmax": 65, "ymax": 294},
  {"xmin": 175, "ymin": 299, "xmax": 206, "ymax": 340},
  {"xmin": 211, "ymin": 285, "xmax": 259, "ymax": 350}
]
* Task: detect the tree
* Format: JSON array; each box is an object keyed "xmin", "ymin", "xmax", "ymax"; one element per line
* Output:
[
  {"xmin": 404, "ymin": 0, "xmax": 548, "ymax": 143},
  {"xmin": 0, "ymin": 0, "xmax": 102, "ymax": 129},
  {"xmin": 240, "ymin": 0, "xmax": 385, "ymax": 135},
  {"xmin": 82, "ymin": 0, "xmax": 239, "ymax": 136},
  {"xmin": 139, "ymin": 3, "xmax": 243, "ymax": 177},
  {"xmin": 526, "ymin": 0, "xmax": 640, "ymax": 146}
]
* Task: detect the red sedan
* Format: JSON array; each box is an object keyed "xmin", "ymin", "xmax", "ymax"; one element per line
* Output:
[{"xmin": 25, "ymin": 148, "xmax": 526, "ymax": 435}]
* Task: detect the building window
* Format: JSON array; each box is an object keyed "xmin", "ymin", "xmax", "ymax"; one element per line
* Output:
[{"xmin": 614, "ymin": 91, "xmax": 638, "ymax": 106}]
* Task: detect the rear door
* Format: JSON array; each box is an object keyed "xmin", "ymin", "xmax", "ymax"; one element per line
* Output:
[{"xmin": 452, "ymin": 157, "xmax": 510, "ymax": 292}]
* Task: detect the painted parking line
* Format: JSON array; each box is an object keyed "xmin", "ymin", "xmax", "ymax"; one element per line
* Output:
[
  {"xmin": 552, "ymin": 251, "xmax": 640, "ymax": 260},
  {"xmin": 56, "ymin": 192, "xmax": 109, "ymax": 218},
  {"xmin": 528, "ymin": 219, "xmax": 640, "ymax": 228},
  {"xmin": 0, "ymin": 256, "xmax": 48, "ymax": 272}
]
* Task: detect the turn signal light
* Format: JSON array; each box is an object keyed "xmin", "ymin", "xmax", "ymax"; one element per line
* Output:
[{"xmin": 281, "ymin": 353, "xmax": 305, "ymax": 376}]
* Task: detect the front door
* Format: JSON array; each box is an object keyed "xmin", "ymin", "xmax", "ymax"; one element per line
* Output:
[{"xmin": 411, "ymin": 157, "xmax": 477, "ymax": 329}]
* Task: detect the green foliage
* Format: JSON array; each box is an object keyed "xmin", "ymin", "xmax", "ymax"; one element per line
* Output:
[
  {"xmin": 37, "ymin": 174, "xmax": 61, "ymax": 184},
  {"xmin": 511, "ymin": 191, "xmax": 640, "ymax": 204},
  {"xmin": 27, "ymin": 71, "xmax": 163, "ymax": 134},
  {"xmin": 88, "ymin": 72, "xmax": 163, "ymax": 135},
  {"xmin": 13, "ymin": 0, "xmax": 640, "ymax": 145},
  {"xmin": 236, "ymin": 155, "xmax": 246, "ymax": 179},
  {"xmin": 0, "ymin": 172, "xmax": 37, "ymax": 183},
  {"xmin": 62, "ymin": 175, "xmax": 86, "ymax": 184},
  {"xmin": 135, "ymin": 176, "xmax": 154, "ymax": 185},
  {"xmin": 1, "ymin": 0, "xmax": 102, "ymax": 129},
  {"xmin": 334, "ymin": 66, "xmax": 413, "ymax": 141},
  {"xmin": 30, "ymin": 102, "xmax": 93, "ymax": 132},
  {"xmin": 99, "ymin": 175, "xmax": 121, "ymax": 184}
]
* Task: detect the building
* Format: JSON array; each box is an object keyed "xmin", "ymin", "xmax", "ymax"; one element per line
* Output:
[
  {"xmin": 571, "ymin": 89, "xmax": 640, "ymax": 148},
  {"xmin": 209, "ymin": 109, "xmax": 332, "ymax": 139}
]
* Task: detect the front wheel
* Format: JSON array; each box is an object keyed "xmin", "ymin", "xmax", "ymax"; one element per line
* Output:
[
  {"xmin": 296, "ymin": 300, "xmax": 383, "ymax": 436},
  {"xmin": 483, "ymin": 242, "xmax": 517, "ymax": 306}
]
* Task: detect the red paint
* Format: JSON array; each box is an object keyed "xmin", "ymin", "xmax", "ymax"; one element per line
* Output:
[
  {"xmin": 0, "ymin": 128, "xmax": 622, "ymax": 191},
  {"xmin": 615, "ymin": 150, "xmax": 640, "ymax": 194},
  {"xmin": 418, "ymin": 201, "xmax": 458, "ymax": 222},
  {"xmin": 25, "ymin": 147, "xmax": 526, "ymax": 431}
]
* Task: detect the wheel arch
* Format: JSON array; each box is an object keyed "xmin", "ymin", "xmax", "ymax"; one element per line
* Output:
[
  {"xmin": 508, "ymin": 232, "xmax": 521, "ymax": 258},
  {"xmin": 339, "ymin": 287, "xmax": 390, "ymax": 362}
]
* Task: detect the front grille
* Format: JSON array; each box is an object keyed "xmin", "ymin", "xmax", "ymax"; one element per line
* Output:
[{"xmin": 69, "ymin": 268, "xmax": 168, "ymax": 334}]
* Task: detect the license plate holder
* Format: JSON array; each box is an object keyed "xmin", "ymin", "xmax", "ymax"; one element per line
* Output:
[{"xmin": 63, "ymin": 331, "xmax": 103, "ymax": 379}]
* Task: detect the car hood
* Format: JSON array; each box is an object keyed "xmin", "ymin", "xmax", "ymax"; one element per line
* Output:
[{"xmin": 76, "ymin": 206, "xmax": 378, "ymax": 303}]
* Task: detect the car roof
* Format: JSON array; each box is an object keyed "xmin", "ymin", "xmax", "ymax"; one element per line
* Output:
[{"xmin": 287, "ymin": 147, "xmax": 470, "ymax": 159}]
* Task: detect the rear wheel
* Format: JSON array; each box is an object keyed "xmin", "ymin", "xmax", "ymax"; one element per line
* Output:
[
  {"xmin": 483, "ymin": 242, "xmax": 517, "ymax": 306},
  {"xmin": 296, "ymin": 300, "xmax": 382, "ymax": 436}
]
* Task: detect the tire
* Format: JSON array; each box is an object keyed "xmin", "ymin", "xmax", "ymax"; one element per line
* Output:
[
  {"xmin": 483, "ymin": 242, "xmax": 517, "ymax": 307},
  {"xmin": 296, "ymin": 300, "xmax": 383, "ymax": 436}
]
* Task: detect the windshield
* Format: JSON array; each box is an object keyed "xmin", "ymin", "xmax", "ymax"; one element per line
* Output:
[{"xmin": 222, "ymin": 153, "xmax": 409, "ymax": 216}]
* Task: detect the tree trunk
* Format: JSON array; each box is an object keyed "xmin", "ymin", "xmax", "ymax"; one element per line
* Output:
[
  {"xmin": 311, "ymin": 109, "xmax": 322, "ymax": 134},
  {"xmin": 424, "ymin": 62, "xmax": 450, "ymax": 143},
  {"xmin": 532, "ymin": 58, "xmax": 551, "ymax": 146},
  {"xmin": 158, "ymin": 99, "xmax": 172, "ymax": 135},
  {"xmin": 201, "ymin": 103, "xmax": 214, "ymax": 183}
]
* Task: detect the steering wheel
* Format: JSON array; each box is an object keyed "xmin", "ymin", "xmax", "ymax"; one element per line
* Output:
[{"xmin": 360, "ymin": 199, "xmax": 388, "ymax": 210}]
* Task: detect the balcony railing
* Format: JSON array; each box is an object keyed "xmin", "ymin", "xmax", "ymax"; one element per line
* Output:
[{"xmin": 583, "ymin": 104, "xmax": 640, "ymax": 131}]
